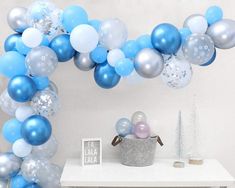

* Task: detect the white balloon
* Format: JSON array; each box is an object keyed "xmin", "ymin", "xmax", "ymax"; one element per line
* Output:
[
  {"xmin": 70, "ymin": 24, "xmax": 99, "ymax": 53},
  {"xmin": 22, "ymin": 27, "xmax": 43, "ymax": 48},
  {"xmin": 184, "ymin": 14, "xmax": 208, "ymax": 34},
  {"xmin": 12, "ymin": 139, "xmax": 32, "ymax": 158},
  {"xmin": 107, "ymin": 49, "xmax": 125, "ymax": 67},
  {"xmin": 15, "ymin": 106, "xmax": 35, "ymax": 122}
]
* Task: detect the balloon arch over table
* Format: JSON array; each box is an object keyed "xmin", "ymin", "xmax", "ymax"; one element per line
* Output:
[{"xmin": 0, "ymin": 1, "xmax": 234, "ymax": 187}]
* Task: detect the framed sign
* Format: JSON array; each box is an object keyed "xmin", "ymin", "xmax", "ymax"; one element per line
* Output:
[{"xmin": 82, "ymin": 138, "xmax": 102, "ymax": 166}]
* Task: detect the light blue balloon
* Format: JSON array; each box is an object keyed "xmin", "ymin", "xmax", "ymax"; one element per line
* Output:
[
  {"xmin": 122, "ymin": 40, "xmax": 140, "ymax": 58},
  {"xmin": 115, "ymin": 118, "xmax": 133, "ymax": 137},
  {"xmin": 21, "ymin": 115, "xmax": 52, "ymax": 146},
  {"xmin": 179, "ymin": 28, "xmax": 192, "ymax": 43},
  {"xmin": 0, "ymin": 51, "xmax": 26, "ymax": 78},
  {"xmin": 24, "ymin": 183, "xmax": 41, "ymax": 188},
  {"xmin": 4, "ymin": 34, "xmax": 21, "ymax": 52},
  {"xmin": 49, "ymin": 34, "xmax": 75, "ymax": 62},
  {"xmin": 31, "ymin": 76, "xmax": 49, "ymax": 91},
  {"xmin": 205, "ymin": 6, "xmax": 223, "ymax": 25},
  {"xmin": 62, "ymin": 5, "xmax": 88, "ymax": 32},
  {"xmin": 10, "ymin": 175, "xmax": 29, "ymax": 188},
  {"xmin": 151, "ymin": 23, "xmax": 181, "ymax": 54},
  {"xmin": 137, "ymin": 34, "xmax": 153, "ymax": 49},
  {"xmin": 90, "ymin": 46, "xmax": 107, "ymax": 64},
  {"xmin": 89, "ymin": 19, "xmax": 101, "ymax": 32},
  {"xmin": 2, "ymin": 119, "xmax": 22, "ymax": 143},
  {"xmin": 8, "ymin": 75, "xmax": 37, "ymax": 102},
  {"xmin": 16, "ymin": 38, "xmax": 31, "ymax": 55},
  {"xmin": 94, "ymin": 63, "xmax": 121, "ymax": 89},
  {"xmin": 40, "ymin": 36, "xmax": 50, "ymax": 46},
  {"xmin": 115, "ymin": 58, "xmax": 134, "ymax": 76}
]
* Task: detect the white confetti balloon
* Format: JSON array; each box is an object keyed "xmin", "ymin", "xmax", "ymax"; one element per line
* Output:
[
  {"xmin": 70, "ymin": 24, "xmax": 99, "ymax": 53},
  {"xmin": 161, "ymin": 56, "xmax": 193, "ymax": 89},
  {"xmin": 15, "ymin": 105, "xmax": 35, "ymax": 122},
  {"xmin": 183, "ymin": 14, "xmax": 208, "ymax": 34},
  {"xmin": 22, "ymin": 27, "xmax": 43, "ymax": 48},
  {"xmin": 12, "ymin": 139, "xmax": 32, "ymax": 158},
  {"xmin": 107, "ymin": 49, "xmax": 125, "ymax": 67}
]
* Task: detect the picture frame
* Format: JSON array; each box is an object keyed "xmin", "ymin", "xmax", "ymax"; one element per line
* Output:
[{"xmin": 81, "ymin": 138, "xmax": 102, "ymax": 166}]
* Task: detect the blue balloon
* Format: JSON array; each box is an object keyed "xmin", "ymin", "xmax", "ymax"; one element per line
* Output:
[
  {"xmin": 90, "ymin": 46, "xmax": 108, "ymax": 64},
  {"xmin": 94, "ymin": 63, "xmax": 121, "ymax": 89},
  {"xmin": 21, "ymin": 115, "xmax": 52, "ymax": 146},
  {"xmin": 136, "ymin": 34, "xmax": 153, "ymax": 49},
  {"xmin": 4, "ymin": 34, "xmax": 21, "ymax": 52},
  {"xmin": 62, "ymin": 5, "xmax": 88, "ymax": 32},
  {"xmin": 40, "ymin": 36, "xmax": 50, "ymax": 46},
  {"xmin": 24, "ymin": 183, "xmax": 41, "ymax": 188},
  {"xmin": 2, "ymin": 119, "xmax": 22, "ymax": 143},
  {"xmin": 115, "ymin": 58, "xmax": 134, "ymax": 76},
  {"xmin": 88, "ymin": 19, "xmax": 101, "ymax": 32},
  {"xmin": 10, "ymin": 175, "xmax": 29, "ymax": 188},
  {"xmin": 205, "ymin": 6, "xmax": 223, "ymax": 25},
  {"xmin": 115, "ymin": 118, "xmax": 133, "ymax": 137},
  {"xmin": 0, "ymin": 51, "xmax": 26, "ymax": 78},
  {"xmin": 31, "ymin": 76, "xmax": 49, "ymax": 91},
  {"xmin": 179, "ymin": 28, "xmax": 192, "ymax": 43},
  {"xmin": 16, "ymin": 38, "xmax": 31, "ymax": 55},
  {"xmin": 151, "ymin": 23, "xmax": 181, "ymax": 54},
  {"xmin": 200, "ymin": 49, "xmax": 216, "ymax": 66},
  {"xmin": 49, "ymin": 34, "xmax": 75, "ymax": 62},
  {"xmin": 8, "ymin": 75, "xmax": 37, "ymax": 102},
  {"xmin": 122, "ymin": 40, "xmax": 140, "ymax": 58}
]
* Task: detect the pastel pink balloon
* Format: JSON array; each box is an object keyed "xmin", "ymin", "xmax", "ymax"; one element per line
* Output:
[{"xmin": 133, "ymin": 122, "xmax": 150, "ymax": 139}]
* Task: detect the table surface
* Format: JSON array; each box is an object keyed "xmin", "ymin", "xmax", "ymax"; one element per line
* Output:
[{"xmin": 60, "ymin": 159, "xmax": 235, "ymax": 187}]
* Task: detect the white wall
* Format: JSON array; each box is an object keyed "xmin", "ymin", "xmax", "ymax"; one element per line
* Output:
[{"xmin": 1, "ymin": 0, "xmax": 235, "ymax": 180}]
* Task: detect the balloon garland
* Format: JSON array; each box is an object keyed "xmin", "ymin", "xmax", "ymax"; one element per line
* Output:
[{"xmin": 0, "ymin": 1, "xmax": 234, "ymax": 187}]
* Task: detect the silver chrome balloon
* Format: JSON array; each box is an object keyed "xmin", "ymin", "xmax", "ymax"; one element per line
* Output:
[
  {"xmin": 0, "ymin": 179, "xmax": 7, "ymax": 188},
  {"xmin": 47, "ymin": 81, "xmax": 59, "ymax": 94},
  {"xmin": 182, "ymin": 33, "xmax": 214, "ymax": 65},
  {"xmin": 134, "ymin": 48, "xmax": 164, "ymax": 78},
  {"xmin": 131, "ymin": 111, "xmax": 147, "ymax": 125},
  {"xmin": 74, "ymin": 53, "xmax": 96, "ymax": 71},
  {"xmin": 161, "ymin": 56, "xmax": 193, "ymax": 89},
  {"xmin": 207, "ymin": 19, "xmax": 235, "ymax": 49},
  {"xmin": 0, "ymin": 153, "xmax": 22, "ymax": 179},
  {"xmin": 7, "ymin": 7, "xmax": 28, "ymax": 33}
]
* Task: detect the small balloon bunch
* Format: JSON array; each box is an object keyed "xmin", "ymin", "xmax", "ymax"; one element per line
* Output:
[{"xmin": 115, "ymin": 111, "xmax": 152, "ymax": 139}]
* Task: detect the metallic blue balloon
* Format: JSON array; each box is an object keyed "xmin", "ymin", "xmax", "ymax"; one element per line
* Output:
[
  {"xmin": 200, "ymin": 49, "xmax": 216, "ymax": 66},
  {"xmin": 49, "ymin": 34, "xmax": 76, "ymax": 62},
  {"xmin": 151, "ymin": 23, "xmax": 181, "ymax": 54},
  {"xmin": 4, "ymin": 33, "xmax": 21, "ymax": 52},
  {"xmin": 21, "ymin": 115, "xmax": 52, "ymax": 146},
  {"xmin": 94, "ymin": 63, "xmax": 121, "ymax": 89},
  {"xmin": 8, "ymin": 75, "xmax": 37, "ymax": 102}
]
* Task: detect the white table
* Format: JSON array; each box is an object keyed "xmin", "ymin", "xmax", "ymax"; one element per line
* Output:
[{"xmin": 60, "ymin": 159, "xmax": 235, "ymax": 188}]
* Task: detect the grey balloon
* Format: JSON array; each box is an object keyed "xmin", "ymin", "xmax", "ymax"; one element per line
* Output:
[
  {"xmin": 207, "ymin": 19, "xmax": 235, "ymax": 49},
  {"xmin": 0, "ymin": 180, "xmax": 7, "ymax": 188},
  {"xmin": 134, "ymin": 48, "xmax": 164, "ymax": 78},
  {"xmin": 7, "ymin": 7, "xmax": 28, "ymax": 33},
  {"xmin": 182, "ymin": 33, "xmax": 214, "ymax": 65},
  {"xmin": 0, "ymin": 153, "xmax": 22, "ymax": 179},
  {"xmin": 47, "ymin": 81, "xmax": 58, "ymax": 94},
  {"xmin": 26, "ymin": 46, "xmax": 58, "ymax": 76},
  {"xmin": 74, "ymin": 53, "xmax": 96, "ymax": 71}
]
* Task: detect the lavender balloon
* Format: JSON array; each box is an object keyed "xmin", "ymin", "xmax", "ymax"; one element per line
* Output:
[{"xmin": 133, "ymin": 122, "xmax": 150, "ymax": 139}]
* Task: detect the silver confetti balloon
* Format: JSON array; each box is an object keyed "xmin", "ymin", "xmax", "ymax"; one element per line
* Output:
[
  {"xmin": 37, "ymin": 163, "xmax": 62, "ymax": 188},
  {"xmin": 26, "ymin": 46, "xmax": 58, "ymax": 76},
  {"xmin": 0, "ymin": 180, "xmax": 7, "ymax": 188},
  {"xmin": 32, "ymin": 135, "xmax": 58, "ymax": 159},
  {"xmin": 161, "ymin": 56, "xmax": 193, "ymax": 89},
  {"xmin": 21, "ymin": 155, "xmax": 49, "ymax": 183},
  {"xmin": 31, "ymin": 89, "xmax": 59, "ymax": 117},
  {"xmin": 182, "ymin": 33, "xmax": 214, "ymax": 65},
  {"xmin": 134, "ymin": 48, "xmax": 164, "ymax": 78},
  {"xmin": 74, "ymin": 53, "xmax": 96, "ymax": 71},
  {"xmin": 99, "ymin": 18, "xmax": 128, "ymax": 49},
  {"xmin": 207, "ymin": 19, "xmax": 235, "ymax": 49},
  {"xmin": 131, "ymin": 111, "xmax": 147, "ymax": 125},
  {"xmin": 7, "ymin": 7, "xmax": 28, "ymax": 33},
  {"xmin": 0, "ymin": 153, "xmax": 22, "ymax": 179},
  {"xmin": 0, "ymin": 90, "xmax": 26, "ymax": 116}
]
